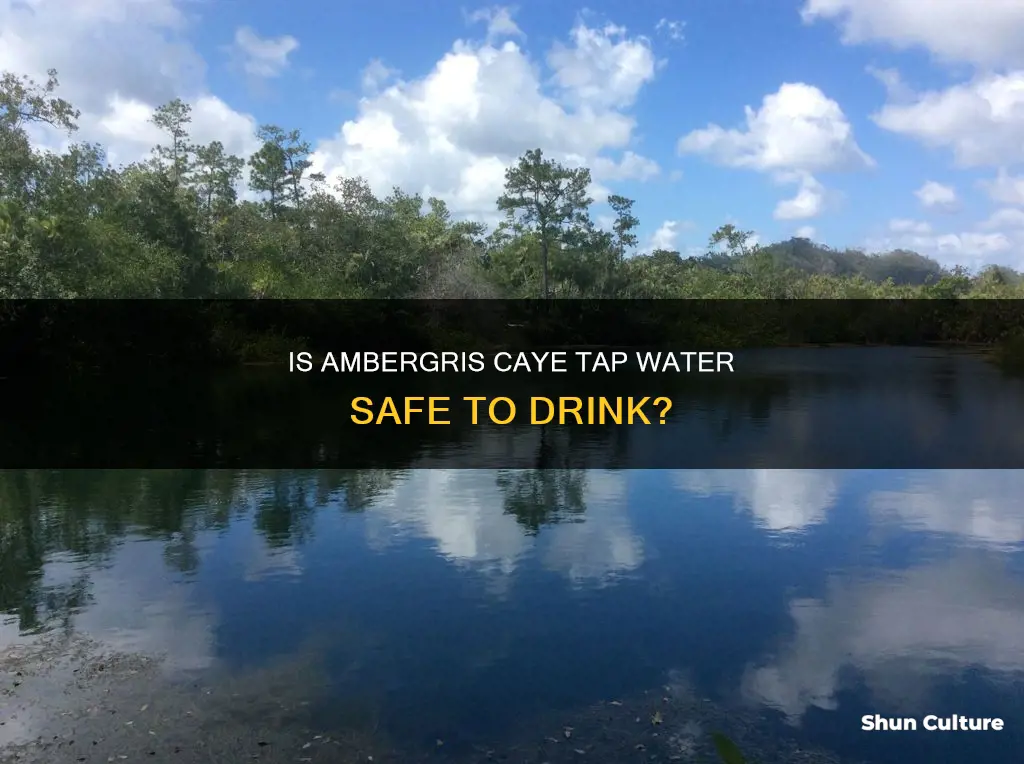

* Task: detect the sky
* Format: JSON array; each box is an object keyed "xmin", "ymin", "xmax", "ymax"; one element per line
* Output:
[{"xmin": 2, "ymin": 0, "xmax": 1024, "ymax": 269}]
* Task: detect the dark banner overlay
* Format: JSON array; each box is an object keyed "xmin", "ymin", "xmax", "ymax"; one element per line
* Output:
[{"xmin": 2, "ymin": 299, "xmax": 1023, "ymax": 469}]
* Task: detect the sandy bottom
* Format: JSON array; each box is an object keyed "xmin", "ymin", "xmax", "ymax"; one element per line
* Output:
[{"xmin": 1, "ymin": 635, "xmax": 848, "ymax": 764}]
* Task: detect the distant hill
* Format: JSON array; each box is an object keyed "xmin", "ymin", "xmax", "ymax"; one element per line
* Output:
[
  {"xmin": 746, "ymin": 239, "xmax": 932, "ymax": 284},
  {"xmin": 763, "ymin": 238, "xmax": 945, "ymax": 285}
]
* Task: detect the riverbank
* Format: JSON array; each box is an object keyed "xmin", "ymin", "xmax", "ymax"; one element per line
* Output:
[{"xmin": 1, "ymin": 632, "xmax": 847, "ymax": 764}]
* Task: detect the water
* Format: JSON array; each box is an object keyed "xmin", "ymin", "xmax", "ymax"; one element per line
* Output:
[
  {"xmin": 11, "ymin": 346, "xmax": 1024, "ymax": 469},
  {"xmin": 2, "ymin": 357, "xmax": 1024, "ymax": 764}
]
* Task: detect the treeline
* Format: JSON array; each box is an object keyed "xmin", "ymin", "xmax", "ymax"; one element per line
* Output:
[{"xmin": 2, "ymin": 69, "xmax": 1022, "ymax": 300}]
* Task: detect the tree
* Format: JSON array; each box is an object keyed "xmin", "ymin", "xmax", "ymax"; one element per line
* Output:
[
  {"xmin": 1, "ymin": 65, "xmax": 1021, "ymax": 303},
  {"xmin": 607, "ymin": 194, "xmax": 638, "ymax": 260},
  {"xmin": 248, "ymin": 127, "xmax": 289, "ymax": 220},
  {"xmin": 0, "ymin": 69, "xmax": 78, "ymax": 200},
  {"xmin": 248, "ymin": 125, "xmax": 312, "ymax": 219},
  {"xmin": 150, "ymin": 99, "xmax": 194, "ymax": 187},
  {"xmin": 190, "ymin": 141, "xmax": 244, "ymax": 230},
  {"xmin": 708, "ymin": 223, "xmax": 758, "ymax": 259},
  {"xmin": 497, "ymin": 148, "xmax": 592, "ymax": 298},
  {"xmin": 0, "ymin": 69, "xmax": 78, "ymax": 133}
]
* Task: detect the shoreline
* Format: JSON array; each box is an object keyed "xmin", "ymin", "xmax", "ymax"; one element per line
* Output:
[{"xmin": 1, "ymin": 633, "xmax": 843, "ymax": 764}]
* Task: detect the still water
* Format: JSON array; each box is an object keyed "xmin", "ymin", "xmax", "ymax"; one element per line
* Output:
[{"xmin": 1, "ymin": 468, "xmax": 1022, "ymax": 763}]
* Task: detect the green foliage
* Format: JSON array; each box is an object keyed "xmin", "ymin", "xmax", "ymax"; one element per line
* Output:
[
  {"xmin": 2, "ymin": 68, "xmax": 1023, "ymax": 301},
  {"xmin": 497, "ymin": 148, "xmax": 593, "ymax": 298},
  {"xmin": 993, "ymin": 331, "xmax": 1024, "ymax": 376}
]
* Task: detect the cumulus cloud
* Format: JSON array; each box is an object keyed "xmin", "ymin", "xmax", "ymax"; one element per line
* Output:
[
  {"xmin": 679, "ymin": 83, "xmax": 870, "ymax": 222},
  {"xmin": 804, "ymin": 2, "xmax": 1023, "ymax": 254},
  {"xmin": 981, "ymin": 170, "xmax": 1024, "ymax": 206},
  {"xmin": 648, "ymin": 219, "xmax": 692, "ymax": 251},
  {"xmin": 979, "ymin": 207, "xmax": 1024, "ymax": 230},
  {"xmin": 231, "ymin": 26, "xmax": 298, "ymax": 79},
  {"xmin": 914, "ymin": 180, "xmax": 958, "ymax": 212},
  {"xmin": 590, "ymin": 150, "xmax": 660, "ymax": 182},
  {"xmin": 466, "ymin": 5, "xmax": 525, "ymax": 43},
  {"xmin": 0, "ymin": 0, "xmax": 261, "ymax": 166},
  {"xmin": 795, "ymin": 225, "xmax": 816, "ymax": 239},
  {"xmin": 866, "ymin": 227, "xmax": 1016, "ymax": 268},
  {"xmin": 872, "ymin": 72, "xmax": 1024, "ymax": 168},
  {"xmin": 309, "ymin": 19, "xmax": 659, "ymax": 220},
  {"xmin": 774, "ymin": 173, "xmax": 826, "ymax": 220},
  {"xmin": 678, "ymin": 83, "xmax": 872, "ymax": 174},
  {"xmin": 865, "ymin": 65, "xmax": 913, "ymax": 102},
  {"xmin": 360, "ymin": 58, "xmax": 399, "ymax": 94},
  {"xmin": 672, "ymin": 470, "xmax": 843, "ymax": 534},
  {"xmin": 867, "ymin": 216, "xmax": 1024, "ymax": 269},
  {"xmin": 801, "ymin": 0, "xmax": 1024, "ymax": 68},
  {"xmin": 547, "ymin": 21, "xmax": 657, "ymax": 110}
]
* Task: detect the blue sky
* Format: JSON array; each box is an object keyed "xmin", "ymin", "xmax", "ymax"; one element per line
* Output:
[{"xmin": 4, "ymin": 0, "xmax": 1024, "ymax": 268}]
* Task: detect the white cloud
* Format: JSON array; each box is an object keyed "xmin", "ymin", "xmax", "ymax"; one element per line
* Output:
[
  {"xmin": 870, "ymin": 219, "xmax": 1023, "ymax": 270},
  {"xmin": 232, "ymin": 26, "xmax": 298, "ymax": 79},
  {"xmin": 889, "ymin": 218, "xmax": 932, "ymax": 235},
  {"xmin": 801, "ymin": 0, "xmax": 1024, "ymax": 68},
  {"xmin": 0, "ymin": 0, "xmax": 199, "ymax": 117},
  {"xmin": 795, "ymin": 225, "xmax": 816, "ymax": 239},
  {"xmin": 547, "ymin": 21, "xmax": 657, "ymax": 110},
  {"xmin": 678, "ymin": 83, "xmax": 872, "ymax": 174},
  {"xmin": 656, "ymin": 18, "xmax": 686, "ymax": 42},
  {"xmin": 774, "ymin": 173, "xmax": 825, "ymax": 220},
  {"xmin": 360, "ymin": 58, "xmax": 398, "ymax": 93},
  {"xmin": 865, "ymin": 65, "xmax": 912, "ymax": 102},
  {"xmin": 914, "ymin": 180, "xmax": 958, "ymax": 212},
  {"xmin": 310, "ymin": 20, "xmax": 658, "ymax": 220},
  {"xmin": 867, "ymin": 227, "xmax": 1017, "ymax": 268},
  {"xmin": 873, "ymin": 72, "xmax": 1024, "ymax": 168},
  {"xmin": 0, "ymin": 0, "xmax": 261, "ymax": 167},
  {"xmin": 672, "ymin": 470, "xmax": 842, "ymax": 534},
  {"xmin": 466, "ymin": 6, "xmax": 525, "ymax": 44},
  {"xmin": 590, "ymin": 150, "xmax": 660, "ymax": 181},
  {"xmin": 679, "ymin": 83, "xmax": 870, "ymax": 223},
  {"xmin": 940, "ymin": 232, "xmax": 1016, "ymax": 258},
  {"xmin": 980, "ymin": 207, "xmax": 1024, "ymax": 230},
  {"xmin": 649, "ymin": 219, "xmax": 685, "ymax": 250},
  {"xmin": 96, "ymin": 93, "xmax": 259, "ymax": 167},
  {"xmin": 982, "ymin": 170, "xmax": 1024, "ymax": 205}
]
